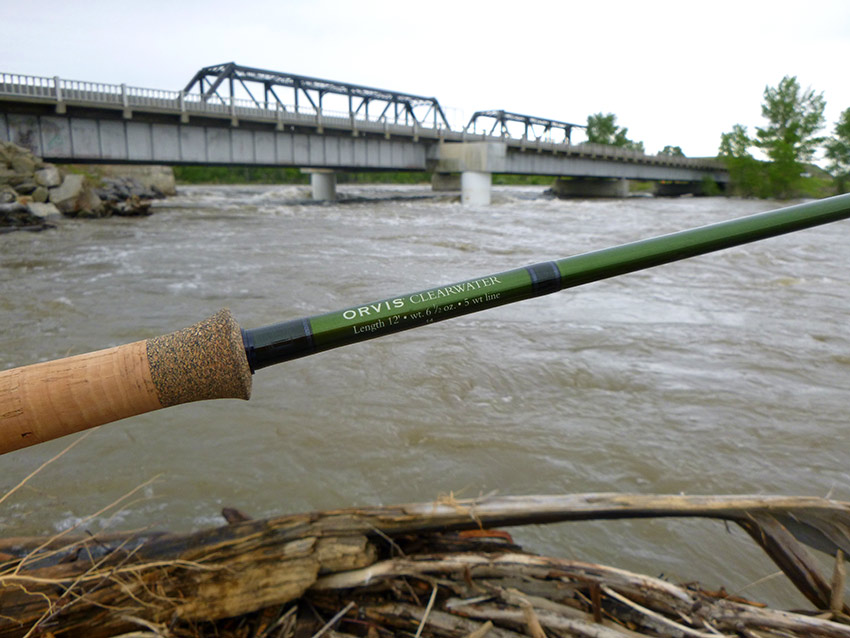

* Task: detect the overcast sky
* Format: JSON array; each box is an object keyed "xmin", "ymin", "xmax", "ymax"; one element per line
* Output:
[{"xmin": 2, "ymin": 0, "xmax": 848, "ymax": 159}]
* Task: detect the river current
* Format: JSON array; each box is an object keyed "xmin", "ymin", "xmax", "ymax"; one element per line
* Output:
[{"xmin": 2, "ymin": 184, "xmax": 849, "ymax": 607}]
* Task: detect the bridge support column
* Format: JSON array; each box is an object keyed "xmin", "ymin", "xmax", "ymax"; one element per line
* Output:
[
  {"xmin": 551, "ymin": 178, "xmax": 629, "ymax": 198},
  {"xmin": 461, "ymin": 171, "xmax": 491, "ymax": 206},
  {"xmin": 431, "ymin": 173, "xmax": 460, "ymax": 191},
  {"xmin": 305, "ymin": 169, "xmax": 337, "ymax": 201},
  {"xmin": 434, "ymin": 142, "xmax": 505, "ymax": 207}
]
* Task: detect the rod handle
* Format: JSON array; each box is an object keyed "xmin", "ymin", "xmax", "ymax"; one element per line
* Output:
[{"xmin": 0, "ymin": 309, "xmax": 252, "ymax": 455}]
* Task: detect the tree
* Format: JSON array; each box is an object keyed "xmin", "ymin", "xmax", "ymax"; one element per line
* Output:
[
  {"xmin": 718, "ymin": 124, "xmax": 768, "ymax": 197},
  {"xmin": 719, "ymin": 124, "xmax": 752, "ymax": 159},
  {"xmin": 659, "ymin": 145, "xmax": 685, "ymax": 157},
  {"xmin": 824, "ymin": 107, "xmax": 850, "ymax": 193},
  {"xmin": 754, "ymin": 76, "xmax": 826, "ymax": 197},
  {"xmin": 585, "ymin": 113, "xmax": 645, "ymax": 152}
]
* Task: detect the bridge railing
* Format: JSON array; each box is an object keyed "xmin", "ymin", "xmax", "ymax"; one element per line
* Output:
[
  {"xmin": 0, "ymin": 72, "xmax": 453, "ymax": 132},
  {"xmin": 0, "ymin": 73, "xmax": 61, "ymax": 99}
]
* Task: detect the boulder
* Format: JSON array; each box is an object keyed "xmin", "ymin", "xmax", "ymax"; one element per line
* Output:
[
  {"xmin": 34, "ymin": 165, "xmax": 62, "ymax": 188},
  {"xmin": 31, "ymin": 186, "xmax": 49, "ymax": 203},
  {"xmin": 0, "ymin": 142, "xmax": 173, "ymax": 227},
  {"xmin": 14, "ymin": 181, "xmax": 37, "ymax": 195},
  {"xmin": 0, "ymin": 170, "xmax": 30, "ymax": 188},
  {"xmin": 0, "ymin": 186, "xmax": 16, "ymax": 204},
  {"xmin": 10, "ymin": 153, "xmax": 38, "ymax": 175},
  {"xmin": 0, "ymin": 201, "xmax": 53, "ymax": 231},
  {"xmin": 49, "ymin": 174, "xmax": 105, "ymax": 216},
  {"xmin": 92, "ymin": 164, "xmax": 176, "ymax": 196},
  {"xmin": 79, "ymin": 188, "xmax": 104, "ymax": 216},
  {"xmin": 108, "ymin": 195, "xmax": 152, "ymax": 216},
  {"xmin": 0, "ymin": 168, "xmax": 18, "ymax": 187},
  {"xmin": 49, "ymin": 174, "xmax": 86, "ymax": 212},
  {"xmin": 26, "ymin": 202, "xmax": 61, "ymax": 219}
]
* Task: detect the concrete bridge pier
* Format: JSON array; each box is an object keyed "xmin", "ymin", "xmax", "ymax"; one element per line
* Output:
[
  {"xmin": 433, "ymin": 141, "xmax": 506, "ymax": 207},
  {"xmin": 304, "ymin": 169, "xmax": 337, "ymax": 201},
  {"xmin": 461, "ymin": 171, "xmax": 492, "ymax": 206}
]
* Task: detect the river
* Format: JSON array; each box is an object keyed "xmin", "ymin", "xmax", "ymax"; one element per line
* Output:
[{"xmin": 2, "ymin": 184, "xmax": 848, "ymax": 607}]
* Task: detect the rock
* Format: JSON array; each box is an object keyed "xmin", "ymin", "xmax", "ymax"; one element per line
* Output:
[
  {"xmin": 97, "ymin": 175, "xmax": 160, "ymax": 201},
  {"xmin": 26, "ymin": 202, "xmax": 61, "ymax": 219},
  {"xmin": 110, "ymin": 195, "xmax": 152, "ymax": 216},
  {"xmin": 34, "ymin": 166, "xmax": 62, "ymax": 188},
  {"xmin": 0, "ymin": 202, "xmax": 26, "ymax": 214},
  {"xmin": 31, "ymin": 186, "xmax": 48, "ymax": 203},
  {"xmin": 0, "ymin": 144, "xmax": 13, "ymax": 166},
  {"xmin": 0, "ymin": 142, "xmax": 173, "ymax": 226},
  {"xmin": 91, "ymin": 164, "xmax": 176, "ymax": 196},
  {"xmin": 79, "ymin": 188, "xmax": 104, "ymax": 216},
  {"xmin": 97, "ymin": 177, "xmax": 131, "ymax": 201},
  {"xmin": 14, "ymin": 181, "xmax": 37, "ymax": 195},
  {"xmin": 0, "ymin": 201, "xmax": 53, "ymax": 231},
  {"xmin": 49, "ymin": 174, "xmax": 86, "ymax": 212},
  {"xmin": 2, "ymin": 172, "xmax": 30, "ymax": 188},
  {"xmin": 0, "ymin": 168, "xmax": 18, "ymax": 187},
  {"xmin": 10, "ymin": 153, "xmax": 38, "ymax": 175},
  {"xmin": 1, "ymin": 142, "xmax": 43, "ymax": 174},
  {"xmin": 95, "ymin": 176, "xmax": 157, "ymax": 216},
  {"xmin": 49, "ymin": 174, "xmax": 105, "ymax": 216}
]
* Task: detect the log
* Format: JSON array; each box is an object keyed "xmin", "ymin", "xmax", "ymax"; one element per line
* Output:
[
  {"xmin": 0, "ymin": 519, "xmax": 376, "ymax": 637},
  {"xmin": 2, "ymin": 493, "xmax": 850, "ymax": 637}
]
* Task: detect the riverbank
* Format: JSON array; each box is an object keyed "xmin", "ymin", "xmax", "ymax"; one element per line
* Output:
[{"xmin": 0, "ymin": 142, "xmax": 175, "ymax": 231}]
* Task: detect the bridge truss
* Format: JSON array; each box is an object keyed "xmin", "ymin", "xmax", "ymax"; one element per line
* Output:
[
  {"xmin": 183, "ymin": 62, "xmax": 451, "ymax": 129},
  {"xmin": 466, "ymin": 110, "xmax": 586, "ymax": 144}
]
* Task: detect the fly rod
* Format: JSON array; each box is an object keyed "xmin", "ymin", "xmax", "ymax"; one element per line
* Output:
[{"xmin": 2, "ymin": 193, "xmax": 850, "ymax": 455}]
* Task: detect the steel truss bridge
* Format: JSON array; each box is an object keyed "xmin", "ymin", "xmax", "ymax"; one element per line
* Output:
[
  {"xmin": 0, "ymin": 63, "xmax": 727, "ymax": 202},
  {"xmin": 466, "ymin": 110, "xmax": 585, "ymax": 145},
  {"xmin": 183, "ymin": 63, "xmax": 451, "ymax": 130}
]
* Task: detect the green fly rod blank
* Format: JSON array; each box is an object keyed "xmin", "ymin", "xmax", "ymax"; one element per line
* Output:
[
  {"xmin": 242, "ymin": 192, "xmax": 850, "ymax": 371},
  {"xmin": 2, "ymin": 193, "xmax": 850, "ymax": 455}
]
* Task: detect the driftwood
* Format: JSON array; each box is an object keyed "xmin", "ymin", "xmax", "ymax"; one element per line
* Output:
[{"xmin": 1, "ymin": 493, "xmax": 849, "ymax": 637}]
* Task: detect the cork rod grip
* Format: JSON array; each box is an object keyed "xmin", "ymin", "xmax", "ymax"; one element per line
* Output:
[{"xmin": 0, "ymin": 309, "xmax": 252, "ymax": 455}]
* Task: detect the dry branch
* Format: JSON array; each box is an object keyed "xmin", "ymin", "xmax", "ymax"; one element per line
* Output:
[{"xmin": 2, "ymin": 493, "xmax": 850, "ymax": 637}]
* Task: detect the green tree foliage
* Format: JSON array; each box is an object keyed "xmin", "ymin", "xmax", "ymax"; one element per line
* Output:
[
  {"xmin": 719, "ymin": 77, "xmax": 831, "ymax": 198},
  {"xmin": 172, "ymin": 166, "xmax": 308, "ymax": 184},
  {"xmin": 172, "ymin": 166, "xmax": 432, "ymax": 185},
  {"xmin": 658, "ymin": 145, "xmax": 684, "ymax": 157},
  {"xmin": 718, "ymin": 124, "xmax": 770, "ymax": 197},
  {"xmin": 719, "ymin": 124, "xmax": 752, "ymax": 159},
  {"xmin": 585, "ymin": 113, "xmax": 645, "ymax": 152},
  {"xmin": 754, "ymin": 76, "xmax": 826, "ymax": 197},
  {"xmin": 825, "ymin": 107, "xmax": 850, "ymax": 193}
]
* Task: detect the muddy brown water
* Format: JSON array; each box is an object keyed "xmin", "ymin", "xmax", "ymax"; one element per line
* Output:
[{"xmin": 2, "ymin": 184, "xmax": 848, "ymax": 607}]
